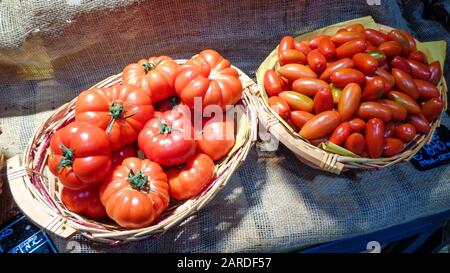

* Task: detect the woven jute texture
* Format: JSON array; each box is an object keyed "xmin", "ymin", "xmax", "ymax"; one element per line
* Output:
[{"xmin": 0, "ymin": 0, "xmax": 450, "ymax": 252}]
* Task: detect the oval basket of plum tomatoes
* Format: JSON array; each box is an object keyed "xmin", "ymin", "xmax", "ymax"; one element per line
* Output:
[
  {"xmin": 7, "ymin": 49, "xmax": 258, "ymax": 243},
  {"xmin": 256, "ymin": 18, "xmax": 447, "ymax": 174}
]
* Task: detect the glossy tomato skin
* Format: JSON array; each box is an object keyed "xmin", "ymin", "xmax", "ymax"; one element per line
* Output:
[
  {"xmin": 367, "ymin": 50, "xmax": 387, "ymax": 65},
  {"xmin": 197, "ymin": 115, "xmax": 235, "ymax": 161},
  {"xmin": 378, "ymin": 41, "xmax": 402, "ymax": 58},
  {"xmin": 383, "ymin": 138, "xmax": 404, "ymax": 157},
  {"xmin": 264, "ymin": 70, "xmax": 288, "ymax": 96},
  {"xmin": 407, "ymin": 113, "xmax": 431, "ymax": 133},
  {"xmin": 390, "ymin": 56, "xmax": 412, "ymax": 75},
  {"xmin": 338, "ymin": 83, "xmax": 362, "ymax": 121},
  {"xmin": 48, "ymin": 122, "xmax": 112, "ymax": 190},
  {"xmin": 428, "ymin": 61, "xmax": 442, "ymax": 85},
  {"xmin": 122, "ymin": 56, "xmax": 179, "ymax": 102},
  {"xmin": 395, "ymin": 123, "xmax": 416, "ymax": 142},
  {"xmin": 313, "ymin": 87, "xmax": 334, "ymax": 114},
  {"xmin": 406, "ymin": 59, "xmax": 431, "ymax": 81},
  {"xmin": 100, "ymin": 157, "xmax": 169, "ymax": 229},
  {"xmin": 300, "ymin": 110, "xmax": 341, "ymax": 140},
  {"xmin": 344, "ymin": 132, "xmax": 366, "ymax": 155},
  {"xmin": 335, "ymin": 38, "xmax": 368, "ymax": 59},
  {"xmin": 331, "ymin": 31, "xmax": 365, "ymax": 45},
  {"xmin": 329, "ymin": 122, "xmax": 352, "ymax": 145},
  {"xmin": 357, "ymin": 102, "xmax": 392, "ymax": 122},
  {"xmin": 414, "ymin": 79, "xmax": 440, "ymax": 100},
  {"xmin": 307, "ymin": 49, "xmax": 327, "ymax": 74},
  {"xmin": 408, "ymin": 50, "xmax": 428, "ymax": 65},
  {"xmin": 362, "ymin": 77, "xmax": 385, "ymax": 101},
  {"xmin": 167, "ymin": 153, "xmax": 215, "ymax": 201},
  {"xmin": 138, "ymin": 109, "xmax": 196, "ymax": 166},
  {"xmin": 279, "ymin": 49, "xmax": 307, "ymax": 65},
  {"xmin": 421, "ymin": 97, "xmax": 443, "ymax": 121},
  {"xmin": 342, "ymin": 24, "xmax": 365, "ymax": 33},
  {"xmin": 384, "ymin": 121, "xmax": 397, "ymax": 138},
  {"xmin": 318, "ymin": 37, "xmax": 336, "ymax": 61},
  {"xmin": 112, "ymin": 145, "xmax": 138, "ymax": 167},
  {"xmin": 387, "ymin": 30, "xmax": 411, "ymax": 56},
  {"xmin": 348, "ymin": 118, "xmax": 365, "ymax": 133},
  {"xmin": 309, "ymin": 35, "xmax": 330, "ymax": 49},
  {"xmin": 365, "ymin": 118, "xmax": 385, "ymax": 159},
  {"xmin": 330, "ymin": 68, "xmax": 366, "ymax": 88},
  {"xmin": 279, "ymin": 91, "xmax": 314, "ymax": 112},
  {"xmin": 363, "ymin": 28, "xmax": 388, "ymax": 46},
  {"xmin": 397, "ymin": 30, "xmax": 417, "ymax": 54},
  {"xmin": 331, "ymin": 85, "xmax": 342, "ymax": 104},
  {"xmin": 294, "ymin": 41, "xmax": 312, "ymax": 55},
  {"xmin": 378, "ymin": 99, "xmax": 408, "ymax": 121},
  {"xmin": 61, "ymin": 187, "xmax": 106, "ymax": 219},
  {"xmin": 319, "ymin": 58, "xmax": 354, "ymax": 82},
  {"xmin": 391, "ymin": 68, "xmax": 419, "ymax": 100},
  {"xmin": 387, "ymin": 91, "xmax": 421, "ymax": 114},
  {"xmin": 278, "ymin": 63, "xmax": 318, "ymax": 81},
  {"xmin": 292, "ymin": 78, "xmax": 329, "ymax": 97},
  {"xmin": 175, "ymin": 49, "xmax": 243, "ymax": 110},
  {"xmin": 353, "ymin": 53, "xmax": 379, "ymax": 75},
  {"xmin": 374, "ymin": 68, "xmax": 395, "ymax": 92},
  {"xmin": 268, "ymin": 96, "xmax": 291, "ymax": 120},
  {"xmin": 290, "ymin": 111, "xmax": 314, "ymax": 130},
  {"xmin": 309, "ymin": 137, "xmax": 329, "ymax": 146},
  {"xmin": 278, "ymin": 36, "xmax": 295, "ymax": 56}
]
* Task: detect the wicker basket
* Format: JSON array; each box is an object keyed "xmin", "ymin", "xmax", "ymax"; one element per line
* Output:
[
  {"xmin": 255, "ymin": 24, "xmax": 447, "ymax": 174},
  {"xmin": 6, "ymin": 60, "xmax": 259, "ymax": 244}
]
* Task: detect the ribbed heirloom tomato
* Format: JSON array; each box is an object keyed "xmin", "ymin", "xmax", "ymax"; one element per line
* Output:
[
  {"xmin": 197, "ymin": 115, "xmax": 235, "ymax": 161},
  {"xmin": 138, "ymin": 109, "xmax": 196, "ymax": 166},
  {"xmin": 48, "ymin": 121, "xmax": 111, "ymax": 190},
  {"xmin": 112, "ymin": 145, "xmax": 137, "ymax": 167},
  {"xmin": 75, "ymin": 84, "xmax": 154, "ymax": 151},
  {"xmin": 175, "ymin": 49, "xmax": 243, "ymax": 111},
  {"xmin": 61, "ymin": 187, "xmax": 106, "ymax": 219},
  {"xmin": 122, "ymin": 56, "xmax": 179, "ymax": 103},
  {"xmin": 100, "ymin": 157, "xmax": 170, "ymax": 229}
]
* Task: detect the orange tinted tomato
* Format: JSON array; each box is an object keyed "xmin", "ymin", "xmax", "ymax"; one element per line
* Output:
[
  {"xmin": 61, "ymin": 186, "xmax": 106, "ymax": 220},
  {"xmin": 335, "ymin": 38, "xmax": 368, "ymax": 59},
  {"xmin": 264, "ymin": 70, "xmax": 289, "ymax": 96},
  {"xmin": 348, "ymin": 118, "xmax": 366, "ymax": 133},
  {"xmin": 362, "ymin": 77, "xmax": 385, "ymax": 101},
  {"xmin": 278, "ymin": 36, "xmax": 295, "ymax": 56},
  {"xmin": 278, "ymin": 63, "xmax": 318, "ymax": 81},
  {"xmin": 292, "ymin": 78, "xmax": 329, "ymax": 97},
  {"xmin": 378, "ymin": 99, "xmax": 408, "ymax": 121},
  {"xmin": 357, "ymin": 102, "xmax": 392, "ymax": 122},
  {"xmin": 279, "ymin": 91, "xmax": 314, "ymax": 112},
  {"xmin": 313, "ymin": 87, "xmax": 334, "ymax": 114},
  {"xmin": 387, "ymin": 91, "xmax": 421, "ymax": 114},
  {"xmin": 329, "ymin": 122, "xmax": 352, "ymax": 145},
  {"xmin": 421, "ymin": 97, "xmax": 443, "ymax": 121},
  {"xmin": 290, "ymin": 111, "xmax": 314, "ymax": 130},
  {"xmin": 383, "ymin": 138, "xmax": 404, "ymax": 157},
  {"xmin": 197, "ymin": 115, "xmax": 235, "ymax": 161},
  {"xmin": 268, "ymin": 96, "xmax": 291, "ymax": 120},
  {"xmin": 300, "ymin": 110, "xmax": 341, "ymax": 140},
  {"xmin": 344, "ymin": 132, "xmax": 366, "ymax": 155},
  {"xmin": 363, "ymin": 28, "xmax": 388, "ymax": 46},
  {"xmin": 309, "ymin": 35, "xmax": 331, "ymax": 49},
  {"xmin": 279, "ymin": 49, "xmax": 307, "ymax": 65},
  {"xmin": 331, "ymin": 31, "xmax": 365, "ymax": 46},
  {"xmin": 338, "ymin": 83, "xmax": 362, "ymax": 121},
  {"xmin": 330, "ymin": 68, "xmax": 366, "ymax": 88},
  {"xmin": 318, "ymin": 37, "xmax": 336, "ymax": 61},
  {"xmin": 378, "ymin": 41, "xmax": 402, "ymax": 57},
  {"xmin": 353, "ymin": 53, "xmax": 379, "ymax": 75},
  {"xmin": 307, "ymin": 50, "xmax": 327, "ymax": 74},
  {"xmin": 294, "ymin": 41, "xmax": 312, "ymax": 55},
  {"xmin": 320, "ymin": 58, "xmax": 355, "ymax": 82}
]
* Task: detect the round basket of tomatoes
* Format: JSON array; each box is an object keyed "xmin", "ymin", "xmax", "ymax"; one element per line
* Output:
[
  {"xmin": 7, "ymin": 50, "xmax": 258, "ymax": 243},
  {"xmin": 256, "ymin": 22, "xmax": 447, "ymax": 174}
]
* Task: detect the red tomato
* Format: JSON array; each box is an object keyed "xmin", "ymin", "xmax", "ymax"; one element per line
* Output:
[
  {"xmin": 353, "ymin": 53, "xmax": 379, "ymax": 75},
  {"xmin": 75, "ymin": 84, "xmax": 154, "ymax": 151},
  {"xmin": 279, "ymin": 49, "xmax": 307, "ymax": 65},
  {"xmin": 348, "ymin": 118, "xmax": 366, "ymax": 133},
  {"xmin": 264, "ymin": 70, "xmax": 289, "ymax": 96},
  {"xmin": 122, "ymin": 56, "xmax": 179, "ymax": 102},
  {"xmin": 319, "ymin": 58, "xmax": 354, "ymax": 82},
  {"xmin": 48, "ymin": 122, "xmax": 112, "ymax": 190},
  {"xmin": 295, "ymin": 41, "xmax": 312, "ymax": 55},
  {"xmin": 278, "ymin": 63, "xmax": 318, "ymax": 81},
  {"xmin": 391, "ymin": 68, "xmax": 419, "ymax": 100},
  {"xmin": 421, "ymin": 97, "xmax": 444, "ymax": 121},
  {"xmin": 408, "ymin": 50, "xmax": 428, "ymax": 65},
  {"xmin": 100, "ymin": 157, "xmax": 169, "ymax": 229},
  {"xmin": 390, "ymin": 56, "xmax": 412, "ymax": 75},
  {"xmin": 414, "ymin": 79, "xmax": 440, "ymax": 100},
  {"xmin": 112, "ymin": 145, "xmax": 138, "ymax": 167},
  {"xmin": 313, "ymin": 87, "xmax": 334, "ymax": 114},
  {"xmin": 367, "ymin": 50, "xmax": 387, "ymax": 65},
  {"xmin": 384, "ymin": 121, "xmax": 397, "ymax": 138},
  {"xmin": 309, "ymin": 137, "xmax": 329, "ymax": 146},
  {"xmin": 338, "ymin": 83, "xmax": 362, "ymax": 121},
  {"xmin": 318, "ymin": 37, "xmax": 336, "ymax": 61},
  {"xmin": 292, "ymin": 78, "xmax": 329, "ymax": 97},
  {"xmin": 387, "ymin": 30, "xmax": 412, "ymax": 56},
  {"xmin": 138, "ymin": 109, "xmax": 196, "ymax": 166},
  {"xmin": 378, "ymin": 99, "xmax": 408, "ymax": 121},
  {"xmin": 397, "ymin": 30, "xmax": 417, "ymax": 54},
  {"xmin": 156, "ymin": 96, "xmax": 180, "ymax": 112},
  {"xmin": 330, "ymin": 68, "xmax": 366, "ymax": 88},
  {"xmin": 344, "ymin": 132, "xmax": 366, "ymax": 155},
  {"xmin": 407, "ymin": 113, "xmax": 431, "ymax": 133},
  {"xmin": 278, "ymin": 36, "xmax": 295, "ymax": 56},
  {"xmin": 406, "ymin": 59, "xmax": 431, "ymax": 81},
  {"xmin": 268, "ymin": 96, "xmax": 291, "ymax": 120},
  {"xmin": 428, "ymin": 61, "xmax": 442, "ymax": 85},
  {"xmin": 175, "ymin": 49, "xmax": 243, "ymax": 110},
  {"xmin": 357, "ymin": 102, "xmax": 392, "ymax": 122},
  {"xmin": 383, "ymin": 138, "xmax": 404, "ymax": 157},
  {"xmin": 342, "ymin": 24, "xmax": 365, "ymax": 33},
  {"xmin": 290, "ymin": 111, "xmax": 314, "ymax": 130},
  {"xmin": 362, "ymin": 77, "xmax": 385, "ymax": 101},
  {"xmin": 300, "ymin": 110, "xmax": 341, "ymax": 140},
  {"xmin": 365, "ymin": 118, "xmax": 385, "ymax": 159},
  {"xmin": 331, "ymin": 31, "xmax": 365, "ymax": 46},
  {"xmin": 374, "ymin": 68, "xmax": 395, "ymax": 92},
  {"xmin": 279, "ymin": 91, "xmax": 314, "ymax": 112},
  {"xmin": 61, "ymin": 186, "xmax": 106, "ymax": 220},
  {"xmin": 378, "ymin": 41, "xmax": 402, "ymax": 57},
  {"xmin": 309, "ymin": 35, "xmax": 331, "ymax": 49},
  {"xmin": 307, "ymin": 49, "xmax": 327, "ymax": 74},
  {"xmin": 335, "ymin": 38, "xmax": 368, "ymax": 59},
  {"xmin": 363, "ymin": 28, "xmax": 388, "ymax": 46},
  {"xmin": 395, "ymin": 123, "xmax": 416, "ymax": 142},
  {"xmin": 167, "ymin": 153, "xmax": 215, "ymax": 201},
  {"xmin": 329, "ymin": 122, "xmax": 352, "ymax": 145},
  {"xmin": 387, "ymin": 91, "xmax": 421, "ymax": 114},
  {"xmin": 197, "ymin": 115, "xmax": 235, "ymax": 161}
]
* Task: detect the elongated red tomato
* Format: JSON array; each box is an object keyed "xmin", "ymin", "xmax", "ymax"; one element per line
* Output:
[
  {"xmin": 395, "ymin": 123, "xmax": 416, "ymax": 142},
  {"xmin": 278, "ymin": 36, "xmax": 295, "ymax": 56},
  {"xmin": 387, "ymin": 30, "xmax": 412, "ymax": 56},
  {"xmin": 279, "ymin": 49, "xmax": 307, "ymax": 65},
  {"xmin": 406, "ymin": 59, "xmax": 431, "ymax": 81},
  {"xmin": 264, "ymin": 70, "xmax": 288, "ymax": 96},
  {"xmin": 345, "ymin": 132, "xmax": 366, "ymax": 155},
  {"xmin": 353, "ymin": 53, "xmax": 379, "ymax": 75},
  {"xmin": 61, "ymin": 186, "xmax": 106, "ymax": 219},
  {"xmin": 175, "ymin": 49, "xmax": 243, "ymax": 110},
  {"xmin": 168, "ymin": 153, "xmax": 215, "ymax": 200},
  {"xmin": 367, "ymin": 50, "xmax": 387, "ymax": 65},
  {"xmin": 365, "ymin": 118, "xmax": 385, "ymax": 159},
  {"xmin": 341, "ymin": 24, "xmax": 365, "ymax": 33},
  {"xmin": 331, "ymin": 31, "xmax": 365, "ymax": 46},
  {"xmin": 414, "ymin": 79, "xmax": 440, "ymax": 100},
  {"xmin": 290, "ymin": 111, "xmax": 314, "ymax": 130},
  {"xmin": 363, "ymin": 29, "xmax": 388, "ymax": 46},
  {"xmin": 387, "ymin": 91, "xmax": 421, "ymax": 114},
  {"xmin": 122, "ymin": 56, "xmax": 179, "ymax": 102},
  {"xmin": 374, "ymin": 68, "xmax": 395, "ymax": 92},
  {"xmin": 48, "ymin": 122, "xmax": 112, "ymax": 190},
  {"xmin": 407, "ymin": 113, "xmax": 431, "ymax": 133},
  {"xmin": 112, "ymin": 145, "xmax": 138, "ymax": 167},
  {"xmin": 313, "ymin": 87, "xmax": 334, "ymax": 114},
  {"xmin": 348, "ymin": 118, "xmax": 365, "ymax": 132},
  {"xmin": 278, "ymin": 63, "xmax": 318, "ymax": 81},
  {"xmin": 421, "ymin": 97, "xmax": 443, "ymax": 121},
  {"xmin": 338, "ymin": 83, "xmax": 362, "ymax": 121},
  {"xmin": 268, "ymin": 96, "xmax": 291, "ymax": 119},
  {"xmin": 300, "ymin": 110, "xmax": 341, "ymax": 140},
  {"xmin": 197, "ymin": 115, "xmax": 235, "ymax": 161},
  {"xmin": 279, "ymin": 91, "xmax": 314, "ymax": 112},
  {"xmin": 309, "ymin": 35, "xmax": 330, "ymax": 49},
  {"xmin": 335, "ymin": 38, "xmax": 368, "ymax": 59},
  {"xmin": 100, "ymin": 157, "xmax": 169, "ymax": 229},
  {"xmin": 75, "ymin": 84, "xmax": 154, "ymax": 151},
  {"xmin": 378, "ymin": 41, "xmax": 402, "ymax": 57},
  {"xmin": 378, "ymin": 99, "xmax": 408, "ymax": 121},
  {"xmin": 318, "ymin": 37, "xmax": 335, "ymax": 61},
  {"xmin": 362, "ymin": 77, "xmax": 385, "ymax": 101},
  {"xmin": 383, "ymin": 138, "xmax": 404, "ymax": 157},
  {"xmin": 384, "ymin": 121, "xmax": 397, "ymax": 138},
  {"xmin": 319, "ymin": 58, "xmax": 354, "ymax": 82},
  {"xmin": 329, "ymin": 122, "xmax": 351, "ymax": 145},
  {"xmin": 330, "ymin": 68, "xmax": 366, "ymax": 88},
  {"xmin": 390, "ymin": 56, "xmax": 412, "ymax": 75},
  {"xmin": 408, "ymin": 50, "xmax": 428, "ymax": 65},
  {"xmin": 138, "ymin": 109, "xmax": 196, "ymax": 166},
  {"xmin": 391, "ymin": 68, "xmax": 419, "ymax": 100},
  {"xmin": 357, "ymin": 102, "xmax": 392, "ymax": 122},
  {"xmin": 428, "ymin": 61, "xmax": 442, "ymax": 85},
  {"xmin": 307, "ymin": 49, "xmax": 327, "ymax": 74},
  {"xmin": 292, "ymin": 78, "xmax": 329, "ymax": 97},
  {"xmin": 295, "ymin": 41, "xmax": 312, "ymax": 55}
]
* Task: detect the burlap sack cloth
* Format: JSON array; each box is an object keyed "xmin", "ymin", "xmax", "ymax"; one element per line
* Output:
[{"xmin": 0, "ymin": 0, "xmax": 449, "ymax": 252}]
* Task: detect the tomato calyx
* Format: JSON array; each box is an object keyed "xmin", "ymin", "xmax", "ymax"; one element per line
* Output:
[
  {"xmin": 143, "ymin": 62, "xmax": 157, "ymax": 73},
  {"xmin": 106, "ymin": 101, "xmax": 135, "ymax": 134},
  {"xmin": 57, "ymin": 144, "xmax": 74, "ymax": 170},
  {"xmin": 157, "ymin": 117, "xmax": 174, "ymax": 135},
  {"xmin": 127, "ymin": 169, "xmax": 150, "ymax": 192}
]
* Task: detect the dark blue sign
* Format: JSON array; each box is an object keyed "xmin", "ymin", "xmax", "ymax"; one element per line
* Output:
[
  {"xmin": 411, "ymin": 125, "xmax": 450, "ymax": 171},
  {"xmin": 0, "ymin": 214, "xmax": 57, "ymax": 253}
]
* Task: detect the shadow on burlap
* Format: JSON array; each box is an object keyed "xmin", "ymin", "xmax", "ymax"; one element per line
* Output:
[{"xmin": 0, "ymin": 0, "xmax": 449, "ymax": 252}]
